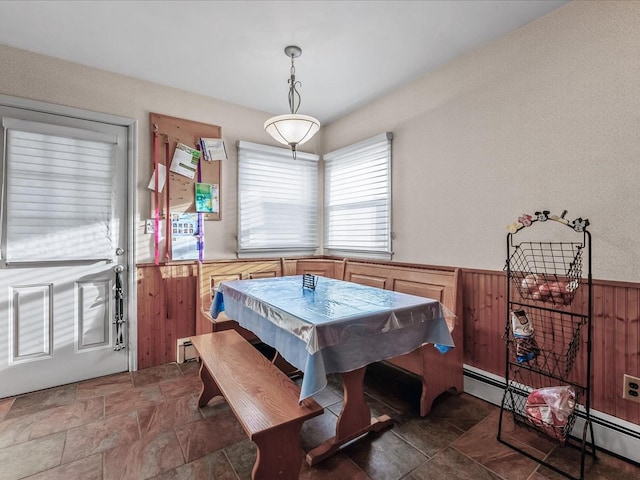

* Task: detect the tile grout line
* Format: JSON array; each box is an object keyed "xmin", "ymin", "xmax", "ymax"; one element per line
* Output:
[
  {"xmin": 222, "ymin": 448, "xmax": 242, "ymax": 480},
  {"xmin": 450, "ymin": 444, "xmax": 513, "ymax": 479}
]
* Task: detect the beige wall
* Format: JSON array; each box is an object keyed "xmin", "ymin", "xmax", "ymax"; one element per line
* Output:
[
  {"xmin": 1, "ymin": 1, "xmax": 638, "ymax": 282},
  {"xmin": 0, "ymin": 44, "xmax": 322, "ymax": 263},
  {"xmin": 324, "ymin": 1, "xmax": 640, "ymax": 283}
]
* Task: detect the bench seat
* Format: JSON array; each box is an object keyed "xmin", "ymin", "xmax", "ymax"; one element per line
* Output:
[{"xmin": 191, "ymin": 330, "xmax": 323, "ymax": 480}]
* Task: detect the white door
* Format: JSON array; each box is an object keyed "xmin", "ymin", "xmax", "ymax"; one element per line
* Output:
[{"xmin": 0, "ymin": 105, "xmax": 129, "ymax": 398}]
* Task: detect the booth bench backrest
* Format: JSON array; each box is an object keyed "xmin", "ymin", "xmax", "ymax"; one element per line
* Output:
[{"xmin": 196, "ymin": 257, "xmax": 461, "ymax": 335}]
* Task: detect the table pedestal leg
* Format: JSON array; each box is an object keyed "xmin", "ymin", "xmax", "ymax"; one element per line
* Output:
[{"xmin": 305, "ymin": 366, "xmax": 393, "ymax": 465}]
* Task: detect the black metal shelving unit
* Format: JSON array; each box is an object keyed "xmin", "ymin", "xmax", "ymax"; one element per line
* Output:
[{"xmin": 498, "ymin": 211, "xmax": 597, "ymax": 480}]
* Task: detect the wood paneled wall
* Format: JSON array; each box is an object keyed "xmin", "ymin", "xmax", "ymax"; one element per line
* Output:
[
  {"xmin": 461, "ymin": 268, "xmax": 640, "ymax": 425},
  {"xmin": 135, "ymin": 260, "xmax": 640, "ymax": 426},
  {"xmin": 136, "ymin": 263, "xmax": 197, "ymax": 369},
  {"xmin": 591, "ymin": 281, "xmax": 640, "ymax": 424},
  {"xmin": 460, "ymin": 269, "xmax": 508, "ymax": 378}
]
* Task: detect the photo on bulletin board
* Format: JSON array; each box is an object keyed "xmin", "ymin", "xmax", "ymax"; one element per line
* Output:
[{"xmin": 195, "ymin": 182, "xmax": 219, "ymax": 213}]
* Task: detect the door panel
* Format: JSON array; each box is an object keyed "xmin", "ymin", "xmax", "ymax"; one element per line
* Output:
[
  {"xmin": 0, "ymin": 104, "xmax": 129, "ymax": 398},
  {"xmin": 77, "ymin": 279, "xmax": 110, "ymax": 350},
  {"xmin": 11, "ymin": 284, "xmax": 52, "ymax": 362}
]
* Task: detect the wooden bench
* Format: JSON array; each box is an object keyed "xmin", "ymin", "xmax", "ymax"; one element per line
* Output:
[{"xmin": 191, "ymin": 330, "xmax": 324, "ymax": 480}]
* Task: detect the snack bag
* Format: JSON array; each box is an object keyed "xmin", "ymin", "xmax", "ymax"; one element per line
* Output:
[
  {"xmin": 511, "ymin": 309, "xmax": 534, "ymax": 336},
  {"xmin": 511, "ymin": 310, "xmax": 540, "ymax": 362}
]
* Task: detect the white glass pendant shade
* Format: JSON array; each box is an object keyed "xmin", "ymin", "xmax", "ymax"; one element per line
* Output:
[{"xmin": 264, "ymin": 114, "xmax": 320, "ymax": 148}]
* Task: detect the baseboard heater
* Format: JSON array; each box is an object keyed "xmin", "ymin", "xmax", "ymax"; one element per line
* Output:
[{"xmin": 177, "ymin": 338, "xmax": 197, "ymax": 363}]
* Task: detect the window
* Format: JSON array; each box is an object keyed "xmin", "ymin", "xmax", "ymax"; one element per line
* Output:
[
  {"xmin": 324, "ymin": 132, "xmax": 392, "ymax": 259},
  {"xmin": 237, "ymin": 141, "xmax": 319, "ymax": 257},
  {"xmin": 2, "ymin": 117, "xmax": 119, "ymax": 263}
]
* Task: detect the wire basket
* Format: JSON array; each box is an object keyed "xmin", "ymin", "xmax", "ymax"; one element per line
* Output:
[
  {"xmin": 507, "ymin": 308, "xmax": 586, "ymax": 378},
  {"xmin": 506, "ymin": 242, "xmax": 584, "ymax": 306},
  {"xmin": 502, "ymin": 369, "xmax": 582, "ymax": 446}
]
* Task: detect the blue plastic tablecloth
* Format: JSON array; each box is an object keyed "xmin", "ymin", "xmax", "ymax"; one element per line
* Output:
[{"xmin": 211, "ymin": 275, "xmax": 455, "ymax": 401}]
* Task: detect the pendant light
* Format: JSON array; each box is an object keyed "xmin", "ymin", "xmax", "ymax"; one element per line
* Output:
[{"xmin": 264, "ymin": 46, "xmax": 320, "ymax": 158}]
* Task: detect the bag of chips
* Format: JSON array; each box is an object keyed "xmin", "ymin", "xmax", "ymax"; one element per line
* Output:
[{"xmin": 511, "ymin": 310, "xmax": 540, "ymax": 362}]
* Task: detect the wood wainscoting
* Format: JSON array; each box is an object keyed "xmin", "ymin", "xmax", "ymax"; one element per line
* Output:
[
  {"xmin": 461, "ymin": 268, "xmax": 640, "ymax": 426},
  {"xmin": 136, "ymin": 260, "xmax": 639, "ymax": 426},
  {"xmin": 590, "ymin": 280, "xmax": 639, "ymax": 424},
  {"xmin": 136, "ymin": 263, "xmax": 197, "ymax": 369},
  {"xmin": 460, "ymin": 269, "xmax": 508, "ymax": 382}
]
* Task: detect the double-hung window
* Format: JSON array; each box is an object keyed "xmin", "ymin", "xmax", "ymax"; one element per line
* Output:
[
  {"xmin": 324, "ymin": 133, "xmax": 392, "ymax": 259},
  {"xmin": 237, "ymin": 141, "xmax": 319, "ymax": 257}
]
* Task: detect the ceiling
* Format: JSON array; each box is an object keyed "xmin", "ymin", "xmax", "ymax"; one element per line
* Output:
[{"xmin": 0, "ymin": 0, "xmax": 568, "ymax": 124}]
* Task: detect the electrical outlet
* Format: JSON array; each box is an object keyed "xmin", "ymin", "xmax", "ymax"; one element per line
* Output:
[
  {"xmin": 145, "ymin": 219, "xmax": 154, "ymax": 234},
  {"xmin": 623, "ymin": 374, "xmax": 640, "ymax": 403}
]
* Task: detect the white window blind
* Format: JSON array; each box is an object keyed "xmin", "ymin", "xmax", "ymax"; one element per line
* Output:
[
  {"xmin": 237, "ymin": 141, "xmax": 319, "ymax": 256},
  {"xmin": 324, "ymin": 132, "xmax": 392, "ymax": 259},
  {"xmin": 2, "ymin": 118, "xmax": 118, "ymax": 262}
]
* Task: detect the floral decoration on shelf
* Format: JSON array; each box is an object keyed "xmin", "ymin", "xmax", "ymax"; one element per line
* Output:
[
  {"xmin": 505, "ymin": 210, "xmax": 589, "ymax": 233},
  {"xmin": 518, "ymin": 214, "xmax": 533, "ymax": 227}
]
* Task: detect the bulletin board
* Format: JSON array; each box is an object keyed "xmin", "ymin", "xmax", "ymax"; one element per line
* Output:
[{"xmin": 149, "ymin": 112, "xmax": 222, "ymax": 222}]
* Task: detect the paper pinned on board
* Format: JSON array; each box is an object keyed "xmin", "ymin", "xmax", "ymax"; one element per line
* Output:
[
  {"xmin": 199, "ymin": 138, "xmax": 228, "ymax": 161},
  {"xmin": 195, "ymin": 182, "xmax": 219, "ymax": 213},
  {"xmin": 147, "ymin": 163, "xmax": 167, "ymax": 192},
  {"xmin": 169, "ymin": 143, "xmax": 201, "ymax": 179},
  {"xmin": 171, "ymin": 213, "xmax": 198, "ymax": 236},
  {"xmin": 171, "ymin": 213, "xmax": 200, "ymax": 261},
  {"xmin": 171, "ymin": 236, "xmax": 200, "ymax": 261}
]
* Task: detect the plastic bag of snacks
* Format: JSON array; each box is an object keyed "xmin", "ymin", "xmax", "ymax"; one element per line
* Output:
[
  {"xmin": 511, "ymin": 309, "xmax": 540, "ymax": 363},
  {"xmin": 524, "ymin": 386, "xmax": 575, "ymax": 444}
]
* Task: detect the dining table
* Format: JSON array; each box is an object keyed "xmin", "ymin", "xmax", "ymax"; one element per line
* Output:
[{"xmin": 210, "ymin": 274, "xmax": 455, "ymax": 464}]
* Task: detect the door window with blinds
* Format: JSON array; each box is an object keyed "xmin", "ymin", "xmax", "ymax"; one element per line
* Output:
[
  {"xmin": 324, "ymin": 132, "xmax": 392, "ymax": 260},
  {"xmin": 1, "ymin": 118, "xmax": 118, "ymax": 262},
  {"xmin": 237, "ymin": 141, "xmax": 319, "ymax": 257}
]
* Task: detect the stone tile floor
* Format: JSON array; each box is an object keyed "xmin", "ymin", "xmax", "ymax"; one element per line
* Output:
[{"xmin": 0, "ymin": 360, "xmax": 637, "ymax": 480}]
